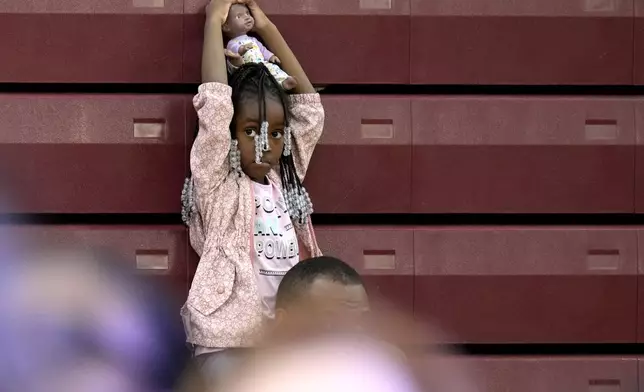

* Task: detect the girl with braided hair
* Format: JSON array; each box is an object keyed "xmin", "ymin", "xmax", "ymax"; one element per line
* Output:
[{"xmin": 180, "ymin": 0, "xmax": 324, "ymax": 384}]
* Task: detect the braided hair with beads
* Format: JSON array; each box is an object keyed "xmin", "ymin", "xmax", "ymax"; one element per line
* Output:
[{"xmin": 181, "ymin": 62, "xmax": 313, "ymax": 226}]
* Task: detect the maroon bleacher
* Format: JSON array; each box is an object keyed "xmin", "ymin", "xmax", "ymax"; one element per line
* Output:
[
  {"xmin": 414, "ymin": 227, "xmax": 637, "ymax": 343},
  {"xmin": 635, "ymin": 100, "xmax": 644, "ymax": 212},
  {"xmin": 9, "ymin": 224, "xmax": 644, "ymax": 344},
  {"xmin": 184, "ymin": 0, "xmax": 410, "ymax": 84},
  {"xmin": 638, "ymin": 231, "xmax": 644, "ymax": 342},
  {"xmin": 2, "ymin": 0, "xmax": 637, "ymax": 85},
  {"xmin": 6, "ymin": 94, "xmax": 640, "ymax": 215},
  {"xmin": 636, "ymin": 2, "xmax": 644, "ymax": 85},
  {"xmin": 305, "ymin": 96, "xmax": 412, "ymax": 213},
  {"xmin": 308, "ymin": 95, "xmax": 639, "ymax": 214},
  {"xmin": 0, "ymin": 0, "xmax": 184, "ymax": 83},
  {"xmin": 464, "ymin": 357, "xmax": 638, "ymax": 392},
  {"xmin": 12, "ymin": 225, "xmax": 189, "ymax": 297},
  {"xmin": 412, "ymin": 96, "xmax": 636, "ymax": 213},
  {"xmin": 310, "ymin": 225, "xmax": 644, "ymax": 344},
  {"xmin": 0, "ymin": 94, "xmax": 189, "ymax": 213},
  {"xmin": 410, "ymin": 0, "xmax": 634, "ymax": 85}
]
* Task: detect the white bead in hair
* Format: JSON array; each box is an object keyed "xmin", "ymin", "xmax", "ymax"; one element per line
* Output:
[
  {"xmin": 181, "ymin": 177, "xmax": 195, "ymax": 226},
  {"xmin": 229, "ymin": 139, "xmax": 243, "ymax": 176},
  {"xmin": 254, "ymin": 133, "xmax": 262, "ymax": 164},
  {"xmin": 283, "ymin": 126, "xmax": 292, "ymax": 156},
  {"xmin": 255, "ymin": 121, "xmax": 270, "ymax": 163},
  {"xmin": 260, "ymin": 121, "xmax": 270, "ymax": 151},
  {"xmin": 283, "ymin": 184, "xmax": 313, "ymax": 225}
]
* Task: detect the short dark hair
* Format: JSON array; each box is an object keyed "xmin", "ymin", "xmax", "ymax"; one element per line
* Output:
[{"xmin": 276, "ymin": 256, "xmax": 364, "ymax": 308}]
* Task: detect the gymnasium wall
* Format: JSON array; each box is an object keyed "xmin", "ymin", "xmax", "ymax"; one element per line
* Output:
[{"xmin": 2, "ymin": 0, "xmax": 643, "ymax": 389}]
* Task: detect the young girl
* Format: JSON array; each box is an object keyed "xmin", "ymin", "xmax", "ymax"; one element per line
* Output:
[{"xmin": 180, "ymin": 0, "xmax": 323, "ymax": 383}]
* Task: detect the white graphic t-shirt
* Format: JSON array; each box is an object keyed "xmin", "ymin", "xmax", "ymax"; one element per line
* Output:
[
  {"xmin": 252, "ymin": 179, "xmax": 300, "ymax": 318},
  {"xmin": 195, "ymin": 180, "xmax": 299, "ymax": 356}
]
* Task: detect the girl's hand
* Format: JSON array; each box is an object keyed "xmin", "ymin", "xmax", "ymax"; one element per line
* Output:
[
  {"xmin": 225, "ymin": 49, "xmax": 244, "ymax": 67},
  {"xmin": 206, "ymin": 0, "xmax": 242, "ymax": 25},
  {"xmin": 246, "ymin": 0, "xmax": 274, "ymax": 33}
]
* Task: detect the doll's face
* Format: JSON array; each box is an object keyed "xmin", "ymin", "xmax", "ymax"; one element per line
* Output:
[
  {"xmin": 224, "ymin": 4, "xmax": 254, "ymax": 37},
  {"xmin": 234, "ymin": 94, "xmax": 286, "ymax": 183}
]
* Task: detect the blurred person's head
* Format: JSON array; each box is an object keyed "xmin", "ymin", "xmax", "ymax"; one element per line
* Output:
[
  {"xmin": 225, "ymin": 318, "xmax": 479, "ymax": 392},
  {"xmin": 0, "ymin": 248, "xmax": 189, "ymax": 392},
  {"xmin": 273, "ymin": 256, "xmax": 369, "ymax": 338},
  {"xmin": 221, "ymin": 335, "xmax": 421, "ymax": 392}
]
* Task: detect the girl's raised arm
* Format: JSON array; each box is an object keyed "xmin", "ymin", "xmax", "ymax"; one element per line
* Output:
[
  {"xmin": 189, "ymin": 0, "xmax": 239, "ymax": 208},
  {"xmin": 202, "ymin": 0, "xmax": 238, "ymax": 83}
]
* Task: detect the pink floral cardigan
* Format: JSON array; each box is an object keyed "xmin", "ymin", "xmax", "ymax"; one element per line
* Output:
[{"xmin": 181, "ymin": 83, "xmax": 324, "ymax": 348}]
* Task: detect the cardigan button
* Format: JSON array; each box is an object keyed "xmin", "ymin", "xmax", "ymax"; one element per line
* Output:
[{"xmin": 217, "ymin": 287, "xmax": 225, "ymax": 294}]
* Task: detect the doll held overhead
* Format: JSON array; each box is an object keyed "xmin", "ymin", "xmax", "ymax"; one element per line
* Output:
[{"xmin": 223, "ymin": 3, "xmax": 298, "ymax": 91}]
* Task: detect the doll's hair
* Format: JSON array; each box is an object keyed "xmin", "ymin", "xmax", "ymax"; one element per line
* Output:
[{"xmin": 181, "ymin": 63, "xmax": 313, "ymax": 226}]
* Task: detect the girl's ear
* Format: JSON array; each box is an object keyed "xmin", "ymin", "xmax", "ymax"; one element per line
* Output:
[{"xmin": 222, "ymin": 23, "xmax": 231, "ymax": 33}]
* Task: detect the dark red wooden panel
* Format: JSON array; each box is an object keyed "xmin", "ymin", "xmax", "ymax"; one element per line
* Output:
[
  {"xmin": 314, "ymin": 226, "xmax": 414, "ymax": 313},
  {"xmin": 411, "ymin": 0, "xmax": 633, "ymax": 85},
  {"xmin": 414, "ymin": 228, "xmax": 638, "ymax": 343},
  {"xmin": 184, "ymin": 0, "xmax": 410, "ymax": 84},
  {"xmin": 305, "ymin": 96, "xmax": 412, "ymax": 213},
  {"xmin": 0, "ymin": 95, "xmax": 189, "ymax": 213},
  {"xmin": 635, "ymin": 1, "xmax": 644, "ymax": 84},
  {"xmin": 466, "ymin": 357, "xmax": 637, "ymax": 392},
  {"xmin": 639, "ymin": 277, "xmax": 644, "ymax": 342},
  {"xmin": 411, "ymin": 97, "xmax": 636, "ymax": 213},
  {"xmin": 636, "ymin": 231, "xmax": 644, "ymax": 342},
  {"xmin": 11, "ymin": 225, "xmax": 189, "ymax": 297},
  {"xmin": 633, "ymin": 101, "xmax": 644, "ymax": 212},
  {"xmin": 0, "ymin": 1, "xmax": 183, "ymax": 83}
]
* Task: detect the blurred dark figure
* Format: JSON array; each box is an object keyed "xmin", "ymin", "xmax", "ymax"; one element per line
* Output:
[
  {"xmin": 194, "ymin": 256, "xmax": 371, "ymax": 388},
  {"xmin": 209, "ymin": 256, "xmax": 479, "ymax": 392},
  {"xmin": 0, "ymin": 247, "xmax": 190, "ymax": 392},
  {"xmin": 221, "ymin": 335, "xmax": 424, "ymax": 392},
  {"xmin": 218, "ymin": 315, "xmax": 480, "ymax": 392}
]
